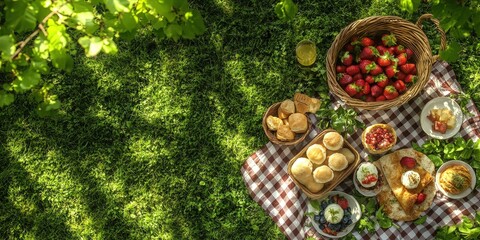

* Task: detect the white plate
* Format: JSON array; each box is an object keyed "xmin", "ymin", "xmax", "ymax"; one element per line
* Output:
[
  {"xmin": 435, "ymin": 160, "xmax": 476, "ymax": 199},
  {"xmin": 307, "ymin": 191, "xmax": 361, "ymax": 239},
  {"xmin": 353, "ymin": 163, "xmax": 382, "ymax": 197},
  {"xmin": 420, "ymin": 97, "xmax": 463, "ymax": 139}
]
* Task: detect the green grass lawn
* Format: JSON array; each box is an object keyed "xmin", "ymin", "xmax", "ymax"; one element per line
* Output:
[{"xmin": 1, "ymin": 1, "xmax": 479, "ymax": 239}]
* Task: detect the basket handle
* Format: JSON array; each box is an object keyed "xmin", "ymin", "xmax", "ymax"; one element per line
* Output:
[{"xmin": 415, "ymin": 13, "xmax": 447, "ymax": 62}]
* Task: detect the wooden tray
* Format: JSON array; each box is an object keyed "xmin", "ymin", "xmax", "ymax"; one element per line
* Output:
[{"xmin": 287, "ymin": 129, "xmax": 360, "ymax": 199}]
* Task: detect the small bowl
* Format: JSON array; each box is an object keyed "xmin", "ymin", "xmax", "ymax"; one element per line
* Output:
[
  {"xmin": 353, "ymin": 162, "xmax": 383, "ymax": 197},
  {"xmin": 262, "ymin": 102, "xmax": 312, "ymax": 145},
  {"xmin": 361, "ymin": 123, "xmax": 397, "ymax": 154},
  {"xmin": 307, "ymin": 191, "xmax": 362, "ymax": 239},
  {"xmin": 435, "ymin": 160, "xmax": 476, "ymax": 199}
]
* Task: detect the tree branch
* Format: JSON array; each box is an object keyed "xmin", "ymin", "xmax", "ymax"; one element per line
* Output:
[{"xmin": 11, "ymin": 8, "xmax": 60, "ymax": 60}]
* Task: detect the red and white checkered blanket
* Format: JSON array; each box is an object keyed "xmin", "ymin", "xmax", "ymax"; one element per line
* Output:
[{"xmin": 241, "ymin": 61, "xmax": 480, "ymax": 239}]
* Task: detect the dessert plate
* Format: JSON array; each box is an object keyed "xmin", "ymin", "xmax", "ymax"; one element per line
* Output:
[{"xmin": 420, "ymin": 97, "xmax": 463, "ymax": 139}]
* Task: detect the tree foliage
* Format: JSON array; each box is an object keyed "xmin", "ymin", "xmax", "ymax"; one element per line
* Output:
[{"xmin": 0, "ymin": 0, "xmax": 205, "ymax": 115}]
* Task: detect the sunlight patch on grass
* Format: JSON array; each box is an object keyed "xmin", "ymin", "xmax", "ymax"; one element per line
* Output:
[{"xmin": 213, "ymin": 0, "xmax": 234, "ymax": 16}]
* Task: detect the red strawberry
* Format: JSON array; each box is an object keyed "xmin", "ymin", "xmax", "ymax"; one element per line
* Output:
[
  {"xmin": 336, "ymin": 65, "xmax": 346, "ymax": 73},
  {"xmin": 387, "ymin": 46, "xmax": 396, "ymax": 55},
  {"xmin": 405, "ymin": 48, "xmax": 414, "ymax": 59},
  {"xmin": 416, "ymin": 193, "xmax": 426, "ymax": 204},
  {"xmin": 346, "ymin": 65, "xmax": 360, "ymax": 76},
  {"xmin": 394, "ymin": 44, "xmax": 406, "ymax": 55},
  {"xmin": 359, "ymin": 59, "xmax": 372, "ymax": 74},
  {"xmin": 393, "ymin": 80, "xmax": 406, "ymax": 93},
  {"xmin": 361, "ymin": 37, "xmax": 375, "ymax": 47},
  {"xmin": 376, "ymin": 95, "xmax": 386, "ymax": 101},
  {"xmin": 376, "ymin": 52, "xmax": 392, "ymax": 67},
  {"xmin": 381, "ymin": 33, "xmax": 397, "ymax": 47},
  {"xmin": 383, "ymin": 85, "xmax": 399, "ymax": 100},
  {"xmin": 396, "ymin": 53, "xmax": 407, "ymax": 66},
  {"xmin": 396, "ymin": 71, "xmax": 407, "ymax": 80},
  {"xmin": 344, "ymin": 43, "xmax": 355, "ymax": 52},
  {"xmin": 337, "ymin": 197, "xmax": 349, "ymax": 210},
  {"xmin": 365, "ymin": 95, "xmax": 375, "ymax": 102},
  {"xmin": 384, "ymin": 65, "xmax": 398, "ymax": 79},
  {"xmin": 400, "ymin": 157, "xmax": 416, "ymax": 169},
  {"xmin": 404, "ymin": 74, "xmax": 417, "ymax": 83},
  {"xmin": 341, "ymin": 51, "xmax": 354, "ymax": 66},
  {"xmin": 434, "ymin": 121, "xmax": 447, "ymax": 134},
  {"xmin": 363, "ymin": 82, "xmax": 371, "ymax": 95},
  {"xmin": 354, "ymin": 92, "xmax": 364, "ymax": 99},
  {"xmin": 376, "ymin": 45, "xmax": 388, "ymax": 55},
  {"xmin": 366, "ymin": 62, "xmax": 383, "ymax": 76},
  {"xmin": 338, "ymin": 73, "xmax": 353, "ymax": 86},
  {"xmin": 355, "ymin": 79, "xmax": 365, "ymax": 88},
  {"xmin": 365, "ymin": 75, "xmax": 374, "ymax": 84},
  {"xmin": 362, "ymin": 174, "xmax": 378, "ymax": 185},
  {"xmin": 345, "ymin": 83, "xmax": 360, "ymax": 97},
  {"xmin": 400, "ymin": 63, "xmax": 416, "ymax": 74},
  {"xmin": 374, "ymin": 74, "xmax": 389, "ymax": 88},
  {"xmin": 360, "ymin": 46, "xmax": 378, "ymax": 60},
  {"xmin": 370, "ymin": 84, "xmax": 383, "ymax": 97},
  {"xmin": 353, "ymin": 73, "xmax": 363, "ymax": 81}
]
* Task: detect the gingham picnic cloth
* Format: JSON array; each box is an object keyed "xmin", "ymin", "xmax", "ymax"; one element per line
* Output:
[{"xmin": 241, "ymin": 60, "xmax": 480, "ymax": 240}]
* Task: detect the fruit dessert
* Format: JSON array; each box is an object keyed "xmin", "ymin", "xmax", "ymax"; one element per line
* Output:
[
  {"xmin": 427, "ymin": 108, "xmax": 456, "ymax": 134},
  {"xmin": 336, "ymin": 33, "xmax": 417, "ymax": 102},
  {"xmin": 439, "ymin": 164, "xmax": 473, "ymax": 195},
  {"xmin": 313, "ymin": 194, "xmax": 353, "ymax": 236},
  {"xmin": 355, "ymin": 162, "xmax": 382, "ymax": 195},
  {"xmin": 362, "ymin": 124, "xmax": 396, "ymax": 154}
]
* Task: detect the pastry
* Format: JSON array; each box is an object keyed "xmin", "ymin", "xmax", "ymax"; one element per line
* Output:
[
  {"xmin": 328, "ymin": 153, "xmax": 348, "ymax": 171},
  {"xmin": 276, "ymin": 125, "xmax": 295, "ymax": 141},
  {"xmin": 313, "ymin": 165, "xmax": 334, "ymax": 183},
  {"xmin": 266, "ymin": 115, "xmax": 283, "ymax": 131},
  {"xmin": 304, "ymin": 178, "xmax": 325, "ymax": 192},
  {"xmin": 323, "ymin": 131, "xmax": 344, "ymax": 151},
  {"xmin": 309, "ymin": 98, "xmax": 321, "ymax": 113},
  {"xmin": 294, "ymin": 93, "xmax": 311, "ymax": 114},
  {"xmin": 306, "ymin": 144, "xmax": 326, "ymax": 165},
  {"xmin": 338, "ymin": 148, "xmax": 355, "ymax": 164},
  {"xmin": 288, "ymin": 113, "xmax": 308, "ymax": 133},
  {"xmin": 278, "ymin": 99, "xmax": 295, "ymax": 119},
  {"xmin": 439, "ymin": 165, "xmax": 472, "ymax": 195}
]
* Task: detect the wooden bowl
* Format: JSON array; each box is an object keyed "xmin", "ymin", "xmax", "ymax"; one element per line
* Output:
[
  {"xmin": 361, "ymin": 123, "xmax": 397, "ymax": 155},
  {"xmin": 262, "ymin": 102, "xmax": 312, "ymax": 146},
  {"xmin": 287, "ymin": 129, "xmax": 360, "ymax": 199}
]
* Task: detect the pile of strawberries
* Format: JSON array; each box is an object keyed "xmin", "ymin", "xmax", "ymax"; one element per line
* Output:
[{"xmin": 336, "ymin": 33, "xmax": 417, "ymax": 102}]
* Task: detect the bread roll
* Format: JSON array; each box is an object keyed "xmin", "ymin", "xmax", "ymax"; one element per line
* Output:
[
  {"xmin": 294, "ymin": 93, "xmax": 311, "ymax": 114},
  {"xmin": 323, "ymin": 132, "xmax": 344, "ymax": 150},
  {"xmin": 291, "ymin": 157, "xmax": 313, "ymax": 182},
  {"xmin": 266, "ymin": 115, "xmax": 283, "ymax": 131},
  {"xmin": 328, "ymin": 153, "xmax": 348, "ymax": 171},
  {"xmin": 276, "ymin": 125, "xmax": 295, "ymax": 141},
  {"xmin": 309, "ymin": 98, "xmax": 321, "ymax": 113},
  {"xmin": 282, "ymin": 119, "xmax": 289, "ymax": 127},
  {"xmin": 338, "ymin": 148, "xmax": 355, "ymax": 164},
  {"xmin": 305, "ymin": 178, "xmax": 325, "ymax": 192},
  {"xmin": 313, "ymin": 165, "xmax": 334, "ymax": 183},
  {"xmin": 278, "ymin": 99, "xmax": 295, "ymax": 119},
  {"xmin": 288, "ymin": 113, "xmax": 308, "ymax": 133},
  {"xmin": 306, "ymin": 144, "xmax": 326, "ymax": 165}
]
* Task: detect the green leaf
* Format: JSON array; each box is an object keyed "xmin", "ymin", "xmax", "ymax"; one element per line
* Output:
[
  {"xmin": 17, "ymin": 68, "xmax": 41, "ymax": 90},
  {"xmin": 102, "ymin": 38, "xmax": 118, "ymax": 54},
  {"xmin": 121, "ymin": 12, "xmax": 138, "ymax": 31},
  {"xmin": 0, "ymin": 35, "xmax": 16, "ymax": 60},
  {"xmin": 104, "ymin": 0, "xmax": 129, "ymax": 13},
  {"xmin": 164, "ymin": 23, "xmax": 182, "ymax": 41},
  {"xmin": 50, "ymin": 50, "xmax": 73, "ymax": 71},
  {"xmin": 414, "ymin": 215, "xmax": 427, "ymax": 225},
  {"xmin": 88, "ymin": 37, "xmax": 103, "ymax": 57},
  {"xmin": 309, "ymin": 200, "xmax": 320, "ymax": 211},
  {"xmin": 73, "ymin": 12, "xmax": 99, "ymax": 34},
  {"xmin": 146, "ymin": 0, "xmax": 176, "ymax": 22},
  {"xmin": 275, "ymin": 0, "xmax": 298, "ymax": 21},
  {"xmin": 5, "ymin": 0, "xmax": 38, "ymax": 32},
  {"xmin": 428, "ymin": 154, "xmax": 443, "ymax": 167},
  {"xmin": 33, "ymin": 35, "xmax": 49, "ymax": 59},
  {"xmin": 399, "ymin": 0, "xmax": 421, "ymax": 13},
  {"xmin": 0, "ymin": 90, "xmax": 15, "ymax": 107},
  {"xmin": 440, "ymin": 41, "xmax": 462, "ymax": 62},
  {"xmin": 31, "ymin": 57, "xmax": 49, "ymax": 74}
]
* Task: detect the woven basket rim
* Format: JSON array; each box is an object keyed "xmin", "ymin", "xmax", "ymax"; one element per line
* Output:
[{"xmin": 326, "ymin": 15, "xmax": 436, "ymax": 110}]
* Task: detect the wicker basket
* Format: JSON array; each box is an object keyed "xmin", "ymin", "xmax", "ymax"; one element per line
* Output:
[
  {"xmin": 262, "ymin": 102, "xmax": 312, "ymax": 145},
  {"xmin": 327, "ymin": 14, "xmax": 446, "ymax": 110},
  {"xmin": 287, "ymin": 129, "xmax": 360, "ymax": 199}
]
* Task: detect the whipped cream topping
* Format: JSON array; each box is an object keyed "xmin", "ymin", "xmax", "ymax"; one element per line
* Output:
[{"xmin": 401, "ymin": 170, "xmax": 420, "ymax": 189}]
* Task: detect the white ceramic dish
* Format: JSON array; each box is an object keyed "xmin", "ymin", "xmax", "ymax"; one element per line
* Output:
[
  {"xmin": 307, "ymin": 191, "xmax": 361, "ymax": 239},
  {"xmin": 435, "ymin": 160, "xmax": 476, "ymax": 199},
  {"xmin": 353, "ymin": 162, "xmax": 382, "ymax": 197},
  {"xmin": 420, "ymin": 97, "xmax": 463, "ymax": 139}
]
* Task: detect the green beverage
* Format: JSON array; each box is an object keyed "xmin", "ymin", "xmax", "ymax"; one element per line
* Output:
[{"xmin": 296, "ymin": 40, "xmax": 317, "ymax": 66}]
